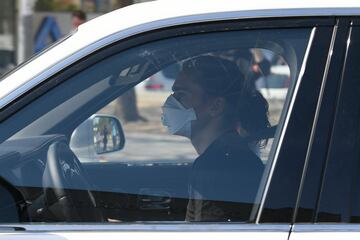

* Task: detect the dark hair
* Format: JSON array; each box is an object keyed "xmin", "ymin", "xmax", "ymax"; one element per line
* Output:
[
  {"xmin": 182, "ymin": 55, "xmax": 270, "ymax": 143},
  {"xmin": 72, "ymin": 10, "xmax": 87, "ymax": 21}
]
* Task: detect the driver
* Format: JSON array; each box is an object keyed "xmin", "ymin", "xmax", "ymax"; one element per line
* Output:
[{"xmin": 161, "ymin": 55, "xmax": 270, "ymax": 221}]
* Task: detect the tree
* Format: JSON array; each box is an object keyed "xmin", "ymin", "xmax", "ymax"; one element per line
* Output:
[
  {"xmin": 35, "ymin": 0, "xmax": 77, "ymax": 12},
  {"xmin": 114, "ymin": 0, "xmax": 133, "ymax": 8},
  {"xmin": 114, "ymin": 89, "xmax": 146, "ymax": 122},
  {"xmin": 35, "ymin": 0, "xmax": 56, "ymax": 11}
]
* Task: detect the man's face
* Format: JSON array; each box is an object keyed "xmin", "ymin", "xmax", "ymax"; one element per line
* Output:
[{"xmin": 72, "ymin": 16, "xmax": 85, "ymax": 29}]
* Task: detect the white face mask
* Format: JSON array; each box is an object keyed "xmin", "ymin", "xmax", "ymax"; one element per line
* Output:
[{"xmin": 161, "ymin": 95, "xmax": 197, "ymax": 138}]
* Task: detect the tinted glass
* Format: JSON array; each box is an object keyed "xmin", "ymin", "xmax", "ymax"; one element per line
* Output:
[
  {"xmin": 0, "ymin": 28, "xmax": 311, "ymax": 223},
  {"xmin": 316, "ymin": 26, "xmax": 360, "ymax": 223}
]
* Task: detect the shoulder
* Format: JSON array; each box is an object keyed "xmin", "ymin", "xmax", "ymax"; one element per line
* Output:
[{"xmin": 195, "ymin": 134, "xmax": 263, "ymax": 171}]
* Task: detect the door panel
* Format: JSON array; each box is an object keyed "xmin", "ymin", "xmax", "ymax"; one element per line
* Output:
[
  {"xmin": 291, "ymin": 225, "xmax": 360, "ymax": 240},
  {"xmin": 83, "ymin": 162, "xmax": 191, "ymax": 221},
  {"xmin": 292, "ymin": 232, "xmax": 360, "ymax": 240},
  {"xmin": 0, "ymin": 232, "xmax": 289, "ymax": 240}
]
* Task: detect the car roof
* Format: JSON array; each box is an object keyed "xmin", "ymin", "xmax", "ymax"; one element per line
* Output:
[
  {"xmin": 1, "ymin": 0, "xmax": 360, "ymax": 109},
  {"xmin": 78, "ymin": 0, "xmax": 360, "ymax": 38}
]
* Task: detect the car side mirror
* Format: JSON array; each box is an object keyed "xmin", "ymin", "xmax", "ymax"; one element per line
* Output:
[
  {"xmin": 70, "ymin": 114, "xmax": 125, "ymax": 162},
  {"xmin": 92, "ymin": 115, "xmax": 125, "ymax": 154}
]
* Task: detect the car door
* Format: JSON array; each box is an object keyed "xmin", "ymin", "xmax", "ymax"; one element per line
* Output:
[
  {"xmin": 290, "ymin": 18, "xmax": 360, "ymax": 239},
  {"xmin": 0, "ymin": 16, "xmax": 333, "ymax": 239}
]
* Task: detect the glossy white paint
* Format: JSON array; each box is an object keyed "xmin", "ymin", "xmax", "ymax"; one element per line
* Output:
[
  {"xmin": 291, "ymin": 232, "xmax": 360, "ymax": 240},
  {"xmin": 290, "ymin": 224, "xmax": 360, "ymax": 240},
  {"xmin": 0, "ymin": 224, "xmax": 290, "ymax": 239},
  {"xmin": 0, "ymin": 223, "xmax": 289, "ymax": 231},
  {"xmin": 1, "ymin": 0, "xmax": 360, "ymax": 108},
  {"xmin": 0, "ymin": 231, "xmax": 289, "ymax": 240}
]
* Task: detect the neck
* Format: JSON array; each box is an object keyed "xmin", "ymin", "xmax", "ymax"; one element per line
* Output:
[{"xmin": 191, "ymin": 124, "xmax": 232, "ymax": 155}]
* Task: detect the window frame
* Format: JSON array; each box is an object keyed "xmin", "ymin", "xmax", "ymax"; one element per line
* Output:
[
  {"xmin": 0, "ymin": 17, "xmax": 334, "ymax": 123},
  {"xmin": 0, "ymin": 16, "xmax": 335, "ymax": 228}
]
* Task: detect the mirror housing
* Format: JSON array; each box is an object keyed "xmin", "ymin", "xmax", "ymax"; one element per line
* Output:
[{"xmin": 70, "ymin": 114, "xmax": 125, "ymax": 162}]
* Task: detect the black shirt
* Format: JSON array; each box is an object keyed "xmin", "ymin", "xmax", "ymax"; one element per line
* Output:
[{"xmin": 186, "ymin": 131, "xmax": 264, "ymax": 222}]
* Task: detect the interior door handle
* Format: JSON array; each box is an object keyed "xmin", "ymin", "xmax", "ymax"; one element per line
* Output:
[{"xmin": 138, "ymin": 189, "xmax": 171, "ymax": 210}]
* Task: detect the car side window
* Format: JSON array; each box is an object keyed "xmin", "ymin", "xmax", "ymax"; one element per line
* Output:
[{"xmin": 0, "ymin": 27, "xmax": 311, "ymax": 223}]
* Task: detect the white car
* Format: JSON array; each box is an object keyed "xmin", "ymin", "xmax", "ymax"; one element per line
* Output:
[{"xmin": 0, "ymin": 1, "xmax": 360, "ymax": 239}]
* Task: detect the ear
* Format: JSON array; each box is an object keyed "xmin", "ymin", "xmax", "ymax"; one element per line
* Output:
[{"xmin": 208, "ymin": 97, "xmax": 226, "ymax": 117}]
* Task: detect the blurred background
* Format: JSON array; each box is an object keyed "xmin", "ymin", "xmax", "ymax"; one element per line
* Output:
[{"xmin": 0, "ymin": 0, "xmax": 151, "ymax": 77}]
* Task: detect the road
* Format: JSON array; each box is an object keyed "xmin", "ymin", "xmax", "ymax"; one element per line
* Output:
[{"xmin": 87, "ymin": 132, "xmax": 198, "ymax": 164}]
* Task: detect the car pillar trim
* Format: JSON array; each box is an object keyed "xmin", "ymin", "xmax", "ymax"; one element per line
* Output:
[
  {"xmin": 292, "ymin": 22, "xmax": 339, "ymax": 224},
  {"xmin": 256, "ymin": 27, "xmax": 316, "ymax": 223}
]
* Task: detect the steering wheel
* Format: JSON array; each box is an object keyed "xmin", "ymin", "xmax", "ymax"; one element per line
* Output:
[{"xmin": 42, "ymin": 141, "xmax": 102, "ymax": 221}]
